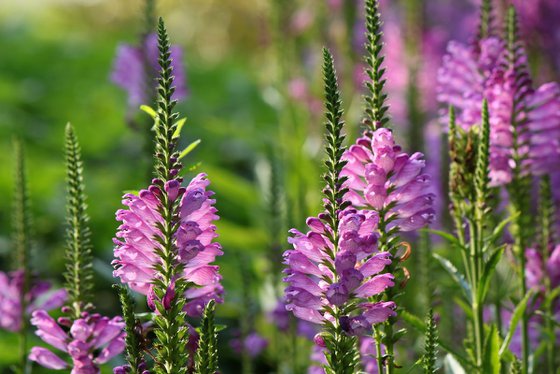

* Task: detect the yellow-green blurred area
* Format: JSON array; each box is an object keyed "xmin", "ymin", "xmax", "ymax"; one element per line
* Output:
[{"xmin": 0, "ymin": 0, "xmax": 336, "ymax": 371}]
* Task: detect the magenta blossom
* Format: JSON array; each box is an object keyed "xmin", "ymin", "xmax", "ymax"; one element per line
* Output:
[
  {"xmin": 113, "ymin": 173, "xmax": 223, "ymax": 317},
  {"xmin": 111, "ymin": 33, "xmax": 187, "ymax": 109},
  {"xmin": 29, "ymin": 309, "xmax": 125, "ymax": 373},
  {"xmin": 341, "ymin": 128, "xmax": 435, "ymax": 232},
  {"xmin": 0, "ymin": 270, "xmax": 66, "ymax": 333},
  {"xmin": 283, "ymin": 207, "xmax": 396, "ymax": 335}
]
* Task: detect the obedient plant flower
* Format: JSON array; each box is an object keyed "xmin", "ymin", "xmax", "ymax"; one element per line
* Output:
[
  {"xmin": 29, "ymin": 310, "xmax": 125, "ymax": 372},
  {"xmin": 437, "ymin": 11, "xmax": 560, "ymax": 186},
  {"xmin": 284, "ymin": 208, "xmax": 396, "ymax": 332},
  {"xmin": 113, "ymin": 173, "xmax": 223, "ymax": 317},
  {"xmin": 284, "ymin": 47, "xmax": 396, "ymax": 373},
  {"xmin": 113, "ymin": 19, "xmax": 223, "ymax": 373},
  {"xmin": 111, "ymin": 33, "xmax": 187, "ymax": 110},
  {"xmin": 0, "ymin": 270, "xmax": 66, "ymax": 332},
  {"xmin": 342, "ymin": 128, "xmax": 435, "ymax": 232}
]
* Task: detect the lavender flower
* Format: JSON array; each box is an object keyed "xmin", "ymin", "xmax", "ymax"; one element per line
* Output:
[
  {"xmin": 229, "ymin": 332, "xmax": 268, "ymax": 358},
  {"xmin": 113, "ymin": 173, "xmax": 223, "ymax": 317},
  {"xmin": 437, "ymin": 36, "xmax": 560, "ymax": 186},
  {"xmin": 111, "ymin": 33, "xmax": 187, "ymax": 110},
  {"xmin": 269, "ymin": 298, "xmax": 317, "ymax": 339},
  {"xmin": 29, "ymin": 309, "xmax": 125, "ymax": 373},
  {"xmin": 283, "ymin": 207, "xmax": 396, "ymax": 335},
  {"xmin": 526, "ymin": 245, "xmax": 560, "ymax": 292},
  {"xmin": 0, "ymin": 270, "xmax": 66, "ymax": 333},
  {"xmin": 341, "ymin": 128, "xmax": 435, "ymax": 232}
]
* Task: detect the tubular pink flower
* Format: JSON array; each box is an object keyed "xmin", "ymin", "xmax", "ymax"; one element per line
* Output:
[
  {"xmin": 29, "ymin": 309, "xmax": 125, "ymax": 373},
  {"xmin": 341, "ymin": 128, "xmax": 435, "ymax": 232},
  {"xmin": 283, "ymin": 208, "xmax": 396, "ymax": 335},
  {"xmin": 0, "ymin": 270, "xmax": 66, "ymax": 333},
  {"xmin": 113, "ymin": 173, "xmax": 223, "ymax": 317}
]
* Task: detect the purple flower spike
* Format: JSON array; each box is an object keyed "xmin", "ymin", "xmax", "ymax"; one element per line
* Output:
[
  {"xmin": 29, "ymin": 309, "xmax": 125, "ymax": 373},
  {"xmin": 111, "ymin": 33, "xmax": 187, "ymax": 110},
  {"xmin": 438, "ymin": 36, "xmax": 560, "ymax": 185},
  {"xmin": 283, "ymin": 207, "xmax": 396, "ymax": 334},
  {"xmin": 113, "ymin": 173, "xmax": 223, "ymax": 316},
  {"xmin": 341, "ymin": 128, "xmax": 435, "ymax": 232},
  {"xmin": 0, "ymin": 270, "xmax": 66, "ymax": 333}
]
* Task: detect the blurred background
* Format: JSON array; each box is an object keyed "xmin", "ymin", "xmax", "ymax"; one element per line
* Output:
[{"xmin": 0, "ymin": 0, "xmax": 557, "ymax": 372}]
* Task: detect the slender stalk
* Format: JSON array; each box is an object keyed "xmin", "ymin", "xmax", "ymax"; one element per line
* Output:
[
  {"xmin": 471, "ymin": 100, "xmax": 491, "ymax": 371},
  {"xmin": 538, "ymin": 176, "xmax": 555, "ymax": 372},
  {"xmin": 13, "ymin": 139, "xmax": 31, "ymax": 374},
  {"xmin": 64, "ymin": 124, "xmax": 94, "ymax": 320},
  {"xmin": 504, "ymin": 8, "xmax": 531, "ymax": 372}
]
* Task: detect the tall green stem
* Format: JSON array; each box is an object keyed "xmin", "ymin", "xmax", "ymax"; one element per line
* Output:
[{"xmin": 13, "ymin": 139, "xmax": 31, "ymax": 374}]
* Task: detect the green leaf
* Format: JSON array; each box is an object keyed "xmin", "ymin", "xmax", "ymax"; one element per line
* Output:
[
  {"xmin": 483, "ymin": 325, "xmax": 501, "ymax": 374},
  {"xmin": 178, "ymin": 139, "xmax": 201, "ymax": 160},
  {"xmin": 477, "ymin": 246, "xmax": 505, "ymax": 303},
  {"xmin": 443, "ymin": 354, "xmax": 466, "ymax": 374},
  {"xmin": 140, "ymin": 104, "xmax": 157, "ymax": 118},
  {"xmin": 172, "ymin": 117, "xmax": 187, "ymax": 139},
  {"xmin": 499, "ymin": 290, "xmax": 534, "ymax": 357},
  {"xmin": 433, "ymin": 253, "xmax": 472, "ymax": 303},
  {"xmin": 425, "ymin": 229, "xmax": 466, "ymax": 251},
  {"xmin": 483, "ymin": 214, "xmax": 517, "ymax": 252}
]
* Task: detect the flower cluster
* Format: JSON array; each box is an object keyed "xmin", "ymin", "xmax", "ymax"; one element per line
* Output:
[
  {"xmin": 283, "ymin": 208, "xmax": 396, "ymax": 335},
  {"xmin": 113, "ymin": 173, "xmax": 223, "ymax": 317},
  {"xmin": 29, "ymin": 309, "xmax": 125, "ymax": 373},
  {"xmin": 0, "ymin": 270, "xmax": 66, "ymax": 333},
  {"xmin": 111, "ymin": 33, "xmax": 187, "ymax": 109},
  {"xmin": 437, "ymin": 36, "xmax": 560, "ymax": 186},
  {"xmin": 342, "ymin": 128, "xmax": 435, "ymax": 232}
]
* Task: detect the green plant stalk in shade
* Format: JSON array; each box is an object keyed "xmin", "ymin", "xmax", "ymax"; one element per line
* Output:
[
  {"xmin": 13, "ymin": 139, "xmax": 32, "ymax": 374},
  {"xmin": 471, "ymin": 100, "xmax": 491, "ymax": 372},
  {"xmin": 537, "ymin": 176, "xmax": 556, "ymax": 372},
  {"xmin": 195, "ymin": 300, "xmax": 219, "ymax": 374},
  {"xmin": 115, "ymin": 285, "xmax": 144, "ymax": 374}
]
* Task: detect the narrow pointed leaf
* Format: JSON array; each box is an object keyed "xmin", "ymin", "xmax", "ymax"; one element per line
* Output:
[
  {"xmin": 178, "ymin": 139, "xmax": 201, "ymax": 160},
  {"xmin": 477, "ymin": 246, "xmax": 505, "ymax": 303},
  {"xmin": 433, "ymin": 253, "xmax": 471, "ymax": 303},
  {"xmin": 499, "ymin": 291, "xmax": 534, "ymax": 357}
]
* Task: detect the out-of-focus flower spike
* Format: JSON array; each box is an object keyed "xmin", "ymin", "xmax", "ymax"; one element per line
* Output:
[
  {"xmin": 477, "ymin": 0, "xmax": 495, "ymax": 40},
  {"xmin": 474, "ymin": 100, "xmax": 491, "ymax": 219},
  {"xmin": 195, "ymin": 300, "xmax": 219, "ymax": 374},
  {"xmin": 422, "ymin": 309, "xmax": 438, "ymax": 374},
  {"xmin": 63, "ymin": 123, "xmax": 94, "ymax": 319},
  {"xmin": 363, "ymin": 0, "xmax": 390, "ymax": 130},
  {"xmin": 538, "ymin": 176, "xmax": 556, "ymax": 250}
]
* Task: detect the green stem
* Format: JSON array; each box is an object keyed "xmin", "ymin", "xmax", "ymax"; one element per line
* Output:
[{"xmin": 373, "ymin": 327, "xmax": 384, "ymax": 374}]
